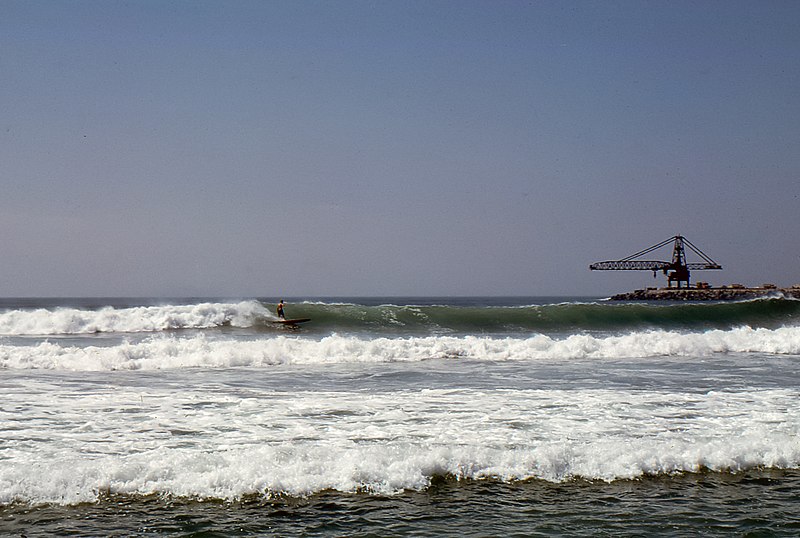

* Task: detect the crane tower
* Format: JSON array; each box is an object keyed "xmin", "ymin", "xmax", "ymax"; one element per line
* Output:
[{"xmin": 589, "ymin": 235, "xmax": 722, "ymax": 288}]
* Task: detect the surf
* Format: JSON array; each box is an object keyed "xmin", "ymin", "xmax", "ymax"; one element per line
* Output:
[
  {"xmin": 0, "ymin": 301, "xmax": 270, "ymax": 336},
  {"xmin": 3, "ymin": 325, "xmax": 800, "ymax": 371},
  {"xmin": 2, "ymin": 297, "xmax": 799, "ymax": 337},
  {"xmin": 3, "ymin": 384, "xmax": 798, "ymax": 505}
]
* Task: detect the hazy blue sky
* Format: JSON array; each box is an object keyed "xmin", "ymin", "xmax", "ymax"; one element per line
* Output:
[{"xmin": 2, "ymin": 1, "xmax": 799, "ymax": 297}]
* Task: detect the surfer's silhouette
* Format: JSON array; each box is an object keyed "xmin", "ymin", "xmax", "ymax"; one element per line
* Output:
[{"xmin": 277, "ymin": 300, "xmax": 285, "ymax": 320}]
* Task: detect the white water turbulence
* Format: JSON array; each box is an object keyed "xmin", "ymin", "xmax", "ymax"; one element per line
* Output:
[
  {"xmin": 3, "ymin": 378, "xmax": 799, "ymax": 505},
  {"xmin": 0, "ymin": 301, "xmax": 270, "ymax": 336},
  {"xmin": 2, "ymin": 326, "xmax": 800, "ymax": 371}
]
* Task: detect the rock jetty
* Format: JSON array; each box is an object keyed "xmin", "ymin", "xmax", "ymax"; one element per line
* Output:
[{"xmin": 610, "ymin": 285, "xmax": 800, "ymax": 301}]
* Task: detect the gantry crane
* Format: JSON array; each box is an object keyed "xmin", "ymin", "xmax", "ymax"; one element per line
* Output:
[{"xmin": 589, "ymin": 235, "xmax": 722, "ymax": 288}]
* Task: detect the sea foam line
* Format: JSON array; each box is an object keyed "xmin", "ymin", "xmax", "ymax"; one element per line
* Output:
[{"xmin": 2, "ymin": 325, "xmax": 800, "ymax": 371}]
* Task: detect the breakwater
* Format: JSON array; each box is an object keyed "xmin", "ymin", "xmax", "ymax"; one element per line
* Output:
[{"xmin": 611, "ymin": 286, "xmax": 800, "ymax": 301}]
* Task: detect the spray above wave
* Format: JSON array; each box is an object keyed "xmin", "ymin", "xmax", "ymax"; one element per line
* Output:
[
  {"xmin": 3, "ymin": 325, "xmax": 800, "ymax": 371},
  {"xmin": 0, "ymin": 301, "xmax": 270, "ymax": 336}
]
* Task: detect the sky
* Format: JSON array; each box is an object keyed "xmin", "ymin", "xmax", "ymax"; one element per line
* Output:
[{"xmin": 1, "ymin": 0, "xmax": 799, "ymax": 297}]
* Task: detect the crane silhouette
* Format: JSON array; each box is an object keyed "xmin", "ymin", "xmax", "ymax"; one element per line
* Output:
[{"xmin": 590, "ymin": 235, "xmax": 722, "ymax": 288}]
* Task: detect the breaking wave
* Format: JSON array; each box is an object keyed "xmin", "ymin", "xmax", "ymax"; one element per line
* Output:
[
  {"xmin": 1, "ymin": 297, "xmax": 799, "ymax": 337},
  {"xmin": 0, "ymin": 301, "xmax": 270, "ymax": 336},
  {"xmin": 3, "ymin": 325, "xmax": 800, "ymax": 371}
]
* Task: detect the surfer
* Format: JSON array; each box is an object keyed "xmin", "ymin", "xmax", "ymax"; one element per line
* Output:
[{"xmin": 277, "ymin": 300, "xmax": 285, "ymax": 320}]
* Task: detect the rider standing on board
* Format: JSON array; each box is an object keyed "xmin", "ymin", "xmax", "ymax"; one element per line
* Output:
[{"xmin": 277, "ymin": 300, "xmax": 285, "ymax": 320}]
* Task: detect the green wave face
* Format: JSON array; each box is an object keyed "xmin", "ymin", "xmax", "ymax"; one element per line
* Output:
[{"xmin": 264, "ymin": 298, "xmax": 800, "ymax": 335}]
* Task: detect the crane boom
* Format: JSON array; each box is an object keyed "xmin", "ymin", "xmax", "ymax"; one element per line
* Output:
[
  {"xmin": 589, "ymin": 261, "xmax": 721, "ymax": 271},
  {"xmin": 589, "ymin": 260, "xmax": 670, "ymax": 271}
]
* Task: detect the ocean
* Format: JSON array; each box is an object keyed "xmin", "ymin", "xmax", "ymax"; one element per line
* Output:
[{"xmin": 1, "ymin": 296, "xmax": 799, "ymax": 536}]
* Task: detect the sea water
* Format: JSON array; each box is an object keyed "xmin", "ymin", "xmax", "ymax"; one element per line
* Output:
[{"xmin": 1, "ymin": 297, "xmax": 799, "ymax": 536}]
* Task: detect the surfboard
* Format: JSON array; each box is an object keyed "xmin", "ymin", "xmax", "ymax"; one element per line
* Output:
[{"xmin": 273, "ymin": 318, "xmax": 311, "ymax": 326}]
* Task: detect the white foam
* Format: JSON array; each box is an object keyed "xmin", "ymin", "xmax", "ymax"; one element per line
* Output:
[
  {"xmin": 1, "ymin": 385, "xmax": 798, "ymax": 505},
  {"xmin": 0, "ymin": 301, "xmax": 269, "ymax": 335},
  {"xmin": 2, "ymin": 326, "xmax": 800, "ymax": 371}
]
